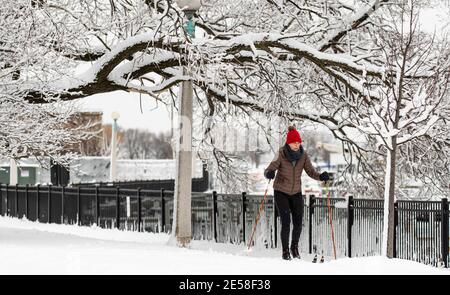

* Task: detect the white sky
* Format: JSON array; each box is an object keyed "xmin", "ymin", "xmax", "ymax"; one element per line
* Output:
[
  {"xmin": 418, "ymin": 5, "xmax": 449, "ymax": 34},
  {"xmin": 78, "ymin": 90, "xmax": 173, "ymax": 133}
]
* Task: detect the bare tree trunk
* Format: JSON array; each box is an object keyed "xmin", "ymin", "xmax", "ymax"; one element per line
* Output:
[{"xmin": 382, "ymin": 136, "xmax": 397, "ymax": 258}]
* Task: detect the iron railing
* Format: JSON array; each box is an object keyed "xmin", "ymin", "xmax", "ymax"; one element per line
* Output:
[{"xmin": 0, "ymin": 183, "xmax": 448, "ymax": 268}]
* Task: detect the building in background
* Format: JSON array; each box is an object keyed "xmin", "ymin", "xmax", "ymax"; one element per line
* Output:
[
  {"xmin": 50, "ymin": 111, "xmax": 104, "ymax": 186},
  {"xmin": 0, "ymin": 110, "xmax": 208, "ymax": 190},
  {"xmin": 1, "ymin": 111, "xmax": 103, "ymax": 186},
  {"xmin": 70, "ymin": 158, "xmax": 204, "ymax": 184},
  {"xmin": 63, "ymin": 111, "xmax": 104, "ymax": 156},
  {"xmin": 0, "ymin": 158, "xmax": 47, "ymax": 185}
]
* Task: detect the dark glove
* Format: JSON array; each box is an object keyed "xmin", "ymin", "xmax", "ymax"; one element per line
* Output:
[
  {"xmin": 265, "ymin": 170, "xmax": 275, "ymax": 180},
  {"xmin": 319, "ymin": 171, "xmax": 330, "ymax": 182}
]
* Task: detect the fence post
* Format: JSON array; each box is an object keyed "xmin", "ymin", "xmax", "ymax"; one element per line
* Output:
[
  {"xmin": 0, "ymin": 183, "xmax": 5, "ymax": 217},
  {"xmin": 441, "ymin": 198, "xmax": 449, "ymax": 268},
  {"xmin": 95, "ymin": 186, "xmax": 99, "ymax": 226},
  {"xmin": 393, "ymin": 201, "xmax": 399, "ymax": 258},
  {"xmin": 347, "ymin": 196, "xmax": 354, "ymax": 258},
  {"xmin": 116, "ymin": 186, "xmax": 120, "ymax": 230},
  {"xmin": 0, "ymin": 183, "xmax": 2, "ymax": 216},
  {"xmin": 309, "ymin": 195, "xmax": 315, "ymax": 254},
  {"xmin": 77, "ymin": 186, "xmax": 81, "ymax": 226},
  {"xmin": 48, "ymin": 185, "xmax": 52, "ymax": 223},
  {"xmin": 0, "ymin": 183, "xmax": 3, "ymax": 216},
  {"xmin": 213, "ymin": 191, "xmax": 218, "ymax": 242},
  {"xmin": 6, "ymin": 184, "xmax": 9, "ymax": 216},
  {"xmin": 160, "ymin": 188, "xmax": 165, "ymax": 233},
  {"xmin": 15, "ymin": 183, "xmax": 19, "ymax": 217},
  {"xmin": 36, "ymin": 184, "xmax": 40, "ymax": 222},
  {"xmin": 25, "ymin": 184, "xmax": 29, "ymax": 220},
  {"xmin": 242, "ymin": 192, "xmax": 247, "ymax": 244},
  {"xmin": 137, "ymin": 188, "xmax": 142, "ymax": 232},
  {"xmin": 61, "ymin": 186, "xmax": 65, "ymax": 224},
  {"xmin": 5, "ymin": 183, "xmax": 10, "ymax": 216}
]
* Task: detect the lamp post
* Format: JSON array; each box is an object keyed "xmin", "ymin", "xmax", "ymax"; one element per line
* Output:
[
  {"xmin": 174, "ymin": 0, "xmax": 201, "ymax": 246},
  {"xmin": 176, "ymin": 0, "xmax": 201, "ymax": 36},
  {"xmin": 110, "ymin": 112, "xmax": 120, "ymax": 183}
]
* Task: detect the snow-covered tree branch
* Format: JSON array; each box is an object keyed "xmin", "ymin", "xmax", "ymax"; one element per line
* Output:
[{"xmin": 2, "ymin": 0, "xmax": 449, "ymax": 256}]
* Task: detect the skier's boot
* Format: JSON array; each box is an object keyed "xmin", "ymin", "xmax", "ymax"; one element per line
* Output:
[
  {"xmin": 290, "ymin": 242, "xmax": 301, "ymax": 259},
  {"xmin": 282, "ymin": 248, "xmax": 292, "ymax": 260}
]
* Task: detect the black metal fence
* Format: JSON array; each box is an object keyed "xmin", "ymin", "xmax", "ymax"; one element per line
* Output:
[
  {"xmin": 71, "ymin": 164, "xmax": 210, "ymax": 192},
  {"xmin": 0, "ymin": 183, "xmax": 448, "ymax": 268}
]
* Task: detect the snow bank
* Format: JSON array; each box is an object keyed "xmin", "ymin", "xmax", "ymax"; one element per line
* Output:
[{"xmin": 0, "ymin": 217, "xmax": 448, "ymax": 275}]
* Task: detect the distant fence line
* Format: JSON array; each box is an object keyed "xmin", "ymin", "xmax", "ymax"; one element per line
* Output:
[
  {"xmin": 70, "ymin": 163, "xmax": 209, "ymax": 192},
  {"xmin": 0, "ymin": 183, "xmax": 448, "ymax": 268}
]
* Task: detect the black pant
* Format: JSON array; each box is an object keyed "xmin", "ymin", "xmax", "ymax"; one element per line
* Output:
[{"xmin": 274, "ymin": 190, "xmax": 304, "ymax": 250}]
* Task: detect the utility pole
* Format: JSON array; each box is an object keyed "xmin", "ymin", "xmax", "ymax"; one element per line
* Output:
[
  {"xmin": 110, "ymin": 112, "xmax": 120, "ymax": 183},
  {"xmin": 174, "ymin": 0, "xmax": 201, "ymax": 247}
]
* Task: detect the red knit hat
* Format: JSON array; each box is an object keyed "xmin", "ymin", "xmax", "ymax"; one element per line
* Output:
[{"xmin": 286, "ymin": 126, "xmax": 302, "ymax": 144}]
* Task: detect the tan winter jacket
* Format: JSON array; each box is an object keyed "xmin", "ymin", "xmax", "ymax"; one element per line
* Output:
[{"xmin": 264, "ymin": 146, "xmax": 321, "ymax": 195}]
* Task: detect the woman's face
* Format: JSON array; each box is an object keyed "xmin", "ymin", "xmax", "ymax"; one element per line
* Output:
[{"xmin": 288, "ymin": 142, "xmax": 301, "ymax": 151}]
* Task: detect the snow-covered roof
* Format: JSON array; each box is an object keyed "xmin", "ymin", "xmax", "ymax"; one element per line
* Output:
[{"xmin": 70, "ymin": 157, "xmax": 204, "ymax": 183}]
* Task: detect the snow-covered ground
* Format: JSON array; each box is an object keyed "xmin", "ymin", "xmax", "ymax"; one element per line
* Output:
[{"xmin": 0, "ymin": 216, "xmax": 448, "ymax": 275}]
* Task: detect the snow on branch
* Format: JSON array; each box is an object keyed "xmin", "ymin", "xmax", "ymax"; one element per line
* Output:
[{"xmin": 318, "ymin": 0, "xmax": 390, "ymax": 52}]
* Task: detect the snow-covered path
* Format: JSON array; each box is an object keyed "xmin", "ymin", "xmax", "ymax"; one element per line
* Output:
[{"xmin": 0, "ymin": 217, "xmax": 448, "ymax": 275}]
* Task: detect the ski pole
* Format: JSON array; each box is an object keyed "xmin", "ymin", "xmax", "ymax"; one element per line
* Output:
[
  {"xmin": 325, "ymin": 180, "xmax": 337, "ymax": 260},
  {"xmin": 247, "ymin": 179, "xmax": 271, "ymax": 250}
]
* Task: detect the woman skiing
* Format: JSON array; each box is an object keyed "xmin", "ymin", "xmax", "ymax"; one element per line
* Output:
[{"xmin": 264, "ymin": 126, "xmax": 329, "ymax": 260}]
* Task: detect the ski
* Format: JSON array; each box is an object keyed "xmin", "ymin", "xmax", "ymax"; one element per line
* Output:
[{"xmin": 312, "ymin": 254, "xmax": 325, "ymax": 263}]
